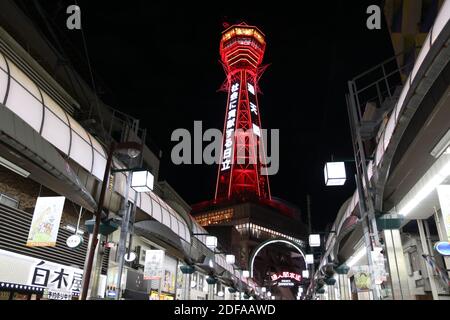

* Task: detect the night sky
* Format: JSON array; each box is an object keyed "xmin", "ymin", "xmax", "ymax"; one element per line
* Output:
[{"xmin": 31, "ymin": 0, "xmax": 394, "ymax": 232}]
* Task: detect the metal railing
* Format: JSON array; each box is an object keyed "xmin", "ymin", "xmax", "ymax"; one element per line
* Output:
[{"xmin": 349, "ymin": 49, "xmax": 418, "ymax": 126}]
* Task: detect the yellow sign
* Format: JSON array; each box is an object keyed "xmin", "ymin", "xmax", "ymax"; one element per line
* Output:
[{"xmin": 149, "ymin": 290, "xmax": 174, "ymax": 300}]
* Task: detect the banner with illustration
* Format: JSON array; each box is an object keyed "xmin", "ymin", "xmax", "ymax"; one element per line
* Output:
[
  {"xmin": 26, "ymin": 197, "xmax": 66, "ymax": 247},
  {"xmin": 144, "ymin": 250, "xmax": 165, "ymax": 280},
  {"xmin": 354, "ymin": 266, "xmax": 371, "ymax": 292}
]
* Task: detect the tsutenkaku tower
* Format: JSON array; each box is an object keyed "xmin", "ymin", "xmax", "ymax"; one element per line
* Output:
[{"xmin": 215, "ymin": 23, "xmax": 271, "ymax": 201}]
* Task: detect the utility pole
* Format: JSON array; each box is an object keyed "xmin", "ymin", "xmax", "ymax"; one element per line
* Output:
[{"xmin": 307, "ymin": 194, "xmax": 312, "ymax": 234}]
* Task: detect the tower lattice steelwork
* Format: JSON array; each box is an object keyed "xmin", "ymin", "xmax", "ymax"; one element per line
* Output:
[{"xmin": 215, "ymin": 23, "xmax": 271, "ymax": 202}]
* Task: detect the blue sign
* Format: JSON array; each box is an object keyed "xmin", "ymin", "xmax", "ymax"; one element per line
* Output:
[
  {"xmin": 107, "ymin": 290, "xmax": 116, "ymax": 297},
  {"xmin": 434, "ymin": 241, "xmax": 450, "ymax": 256}
]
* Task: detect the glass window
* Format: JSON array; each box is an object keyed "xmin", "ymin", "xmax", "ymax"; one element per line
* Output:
[
  {"xmin": 41, "ymin": 110, "xmax": 71, "ymax": 154},
  {"xmin": 178, "ymin": 222, "xmax": 185, "ymax": 240},
  {"xmin": 0, "ymin": 62, "xmax": 8, "ymax": 104},
  {"xmin": 6, "ymin": 78, "xmax": 43, "ymax": 133},
  {"xmin": 92, "ymin": 150, "xmax": 107, "ymax": 181},
  {"xmin": 171, "ymin": 218, "xmax": 179, "ymax": 236},
  {"xmin": 68, "ymin": 116, "xmax": 90, "ymax": 142},
  {"xmin": 140, "ymin": 193, "xmax": 152, "ymax": 215},
  {"xmin": 90, "ymin": 137, "xmax": 106, "ymax": 158},
  {"xmin": 151, "ymin": 198, "xmax": 162, "ymax": 222},
  {"xmin": 8, "ymin": 60, "xmax": 41, "ymax": 100},
  {"xmin": 113, "ymin": 172, "xmax": 127, "ymax": 197},
  {"xmin": 69, "ymin": 131, "xmax": 93, "ymax": 172},
  {"xmin": 162, "ymin": 208, "xmax": 171, "ymax": 228},
  {"xmin": 0, "ymin": 193, "xmax": 19, "ymax": 208},
  {"xmin": 41, "ymin": 92, "xmax": 69, "ymax": 125}
]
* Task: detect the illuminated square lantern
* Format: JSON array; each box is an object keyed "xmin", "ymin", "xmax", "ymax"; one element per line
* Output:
[
  {"xmin": 226, "ymin": 254, "xmax": 235, "ymax": 264},
  {"xmin": 131, "ymin": 170, "xmax": 154, "ymax": 192},
  {"xmin": 309, "ymin": 234, "xmax": 321, "ymax": 247},
  {"xmin": 242, "ymin": 270, "xmax": 250, "ymax": 278},
  {"xmin": 324, "ymin": 162, "xmax": 346, "ymax": 186},
  {"xmin": 305, "ymin": 254, "xmax": 314, "ymax": 264},
  {"xmin": 302, "ymin": 270, "xmax": 309, "ymax": 278},
  {"xmin": 205, "ymin": 235, "xmax": 218, "ymax": 250}
]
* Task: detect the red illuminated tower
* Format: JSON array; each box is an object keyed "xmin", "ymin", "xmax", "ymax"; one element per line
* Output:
[{"xmin": 215, "ymin": 23, "xmax": 271, "ymax": 201}]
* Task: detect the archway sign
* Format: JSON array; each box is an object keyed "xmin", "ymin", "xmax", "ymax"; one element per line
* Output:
[{"xmin": 249, "ymin": 238, "xmax": 307, "ymax": 278}]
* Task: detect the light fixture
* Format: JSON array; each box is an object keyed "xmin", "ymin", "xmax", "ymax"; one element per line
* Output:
[
  {"xmin": 302, "ymin": 270, "xmax": 309, "ymax": 278},
  {"xmin": 127, "ymin": 148, "xmax": 141, "ymax": 159},
  {"xmin": 434, "ymin": 241, "xmax": 450, "ymax": 256},
  {"xmin": 65, "ymin": 225, "xmax": 84, "ymax": 235},
  {"xmin": 218, "ymin": 291, "xmax": 224, "ymax": 297},
  {"xmin": 309, "ymin": 234, "xmax": 321, "ymax": 247},
  {"xmin": 399, "ymin": 156, "xmax": 450, "ymax": 217},
  {"xmin": 267, "ymin": 291, "xmax": 272, "ymax": 297},
  {"xmin": 226, "ymin": 254, "xmax": 235, "ymax": 264},
  {"xmin": 324, "ymin": 162, "xmax": 346, "ymax": 186},
  {"xmin": 242, "ymin": 270, "xmax": 250, "ymax": 278},
  {"xmin": 347, "ymin": 247, "xmax": 367, "ymax": 268},
  {"xmin": 131, "ymin": 170, "xmax": 154, "ymax": 192},
  {"xmin": 208, "ymin": 258, "xmax": 214, "ymax": 268},
  {"xmin": 0, "ymin": 156, "xmax": 30, "ymax": 178},
  {"xmin": 261, "ymin": 287, "xmax": 266, "ymax": 293},
  {"xmin": 430, "ymin": 128, "xmax": 450, "ymax": 158},
  {"xmin": 305, "ymin": 254, "xmax": 314, "ymax": 264},
  {"xmin": 124, "ymin": 252, "xmax": 137, "ymax": 262},
  {"xmin": 205, "ymin": 235, "xmax": 218, "ymax": 250}
]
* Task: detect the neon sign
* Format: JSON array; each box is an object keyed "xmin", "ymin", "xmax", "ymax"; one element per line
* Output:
[
  {"xmin": 221, "ymin": 81, "xmax": 239, "ymax": 171},
  {"xmin": 271, "ymin": 272, "xmax": 302, "ymax": 282}
]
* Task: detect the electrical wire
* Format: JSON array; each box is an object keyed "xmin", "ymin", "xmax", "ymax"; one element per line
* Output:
[{"xmin": 73, "ymin": 0, "xmax": 104, "ymax": 128}]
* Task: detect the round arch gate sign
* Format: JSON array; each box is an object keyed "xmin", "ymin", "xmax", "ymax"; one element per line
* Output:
[{"xmin": 249, "ymin": 238, "xmax": 307, "ymax": 278}]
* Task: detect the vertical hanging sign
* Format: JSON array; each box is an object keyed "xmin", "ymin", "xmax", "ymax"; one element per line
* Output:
[
  {"xmin": 143, "ymin": 250, "xmax": 165, "ymax": 280},
  {"xmin": 221, "ymin": 81, "xmax": 240, "ymax": 171},
  {"xmin": 26, "ymin": 196, "xmax": 66, "ymax": 247}
]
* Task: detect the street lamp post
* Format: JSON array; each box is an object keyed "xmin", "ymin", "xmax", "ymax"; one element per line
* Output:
[
  {"xmin": 307, "ymin": 230, "xmax": 336, "ymax": 299},
  {"xmin": 80, "ymin": 141, "xmax": 142, "ymax": 300}
]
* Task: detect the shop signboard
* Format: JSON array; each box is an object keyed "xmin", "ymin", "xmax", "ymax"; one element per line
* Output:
[
  {"xmin": 271, "ymin": 272, "xmax": 301, "ymax": 287},
  {"xmin": 0, "ymin": 249, "xmax": 83, "ymax": 299},
  {"xmin": 149, "ymin": 290, "xmax": 174, "ymax": 300},
  {"xmin": 437, "ymin": 185, "xmax": 450, "ymax": 241},
  {"xmin": 143, "ymin": 250, "xmax": 165, "ymax": 280},
  {"xmin": 371, "ymin": 247, "xmax": 386, "ymax": 284},
  {"xmin": 354, "ymin": 266, "xmax": 371, "ymax": 292},
  {"xmin": 163, "ymin": 270, "xmax": 175, "ymax": 293},
  {"xmin": 26, "ymin": 196, "xmax": 66, "ymax": 247},
  {"xmin": 66, "ymin": 234, "xmax": 83, "ymax": 249},
  {"xmin": 44, "ymin": 288, "xmax": 73, "ymax": 300}
]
